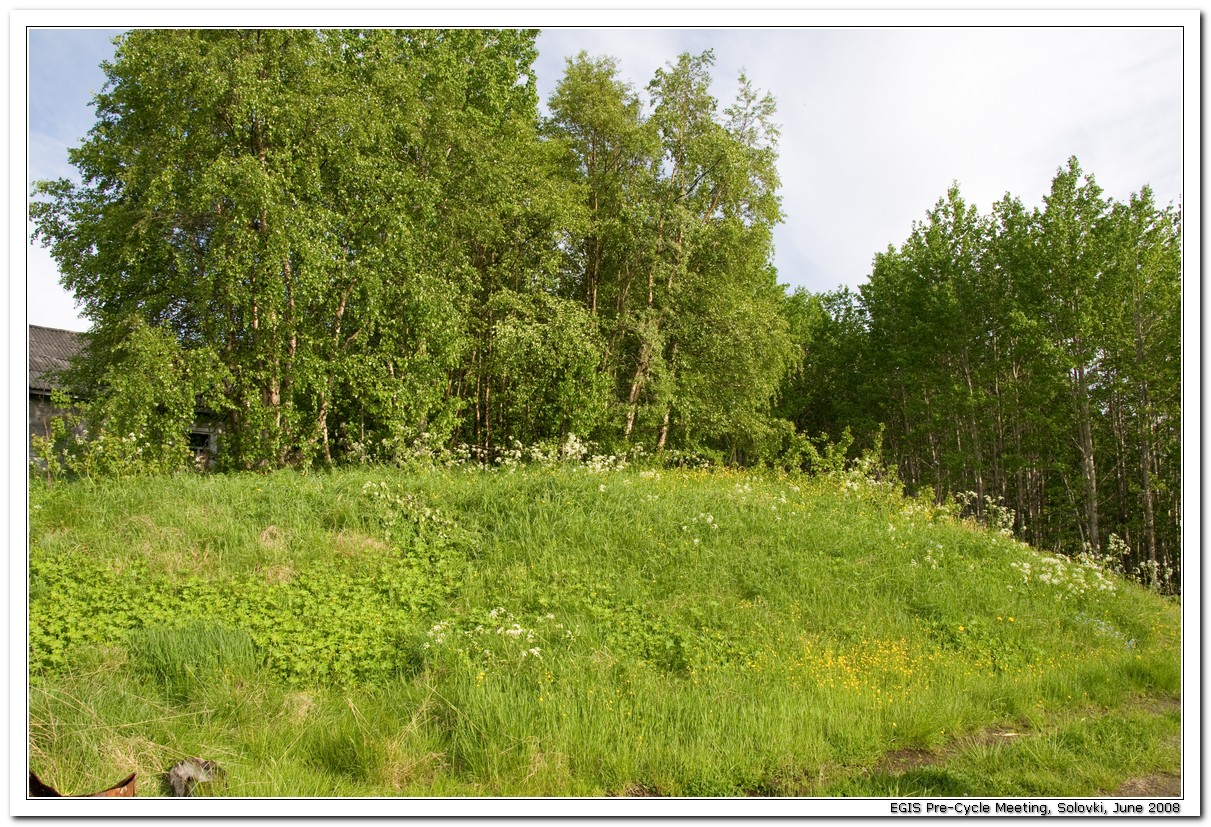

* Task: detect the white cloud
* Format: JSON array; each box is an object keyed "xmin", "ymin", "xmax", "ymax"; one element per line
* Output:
[{"xmin": 27, "ymin": 244, "xmax": 89, "ymax": 332}]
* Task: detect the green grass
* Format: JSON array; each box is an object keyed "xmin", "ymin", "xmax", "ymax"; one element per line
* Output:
[{"xmin": 26, "ymin": 464, "xmax": 1181, "ymax": 796}]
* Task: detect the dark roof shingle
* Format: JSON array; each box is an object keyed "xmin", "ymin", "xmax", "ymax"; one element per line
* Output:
[{"xmin": 29, "ymin": 325, "xmax": 84, "ymax": 393}]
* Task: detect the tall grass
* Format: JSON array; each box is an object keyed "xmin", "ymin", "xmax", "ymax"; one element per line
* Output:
[
  {"xmin": 26, "ymin": 464, "xmax": 1181, "ymax": 796},
  {"xmin": 126, "ymin": 621, "xmax": 258, "ymax": 701}
]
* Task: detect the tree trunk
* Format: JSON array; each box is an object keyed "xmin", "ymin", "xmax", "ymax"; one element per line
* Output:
[
  {"xmin": 1072, "ymin": 362, "xmax": 1099, "ymax": 552},
  {"xmin": 960, "ymin": 351, "xmax": 987, "ymax": 517},
  {"xmin": 623, "ymin": 339, "xmax": 651, "ymax": 440},
  {"xmin": 657, "ymin": 407, "xmax": 671, "ymax": 451},
  {"xmin": 318, "ymin": 390, "xmax": 332, "ymax": 465},
  {"xmin": 1132, "ymin": 306, "xmax": 1159, "ymax": 582}
]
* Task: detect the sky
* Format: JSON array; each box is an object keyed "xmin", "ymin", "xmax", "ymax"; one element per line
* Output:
[{"xmin": 25, "ymin": 22, "xmax": 1187, "ymax": 333}]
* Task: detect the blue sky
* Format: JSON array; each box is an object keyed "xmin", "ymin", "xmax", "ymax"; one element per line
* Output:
[{"xmin": 26, "ymin": 22, "xmax": 1187, "ymax": 332}]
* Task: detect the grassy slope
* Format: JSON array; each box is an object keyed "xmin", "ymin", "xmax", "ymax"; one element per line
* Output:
[{"xmin": 27, "ymin": 465, "xmax": 1180, "ymax": 797}]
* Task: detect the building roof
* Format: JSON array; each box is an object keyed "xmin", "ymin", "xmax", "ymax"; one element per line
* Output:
[{"xmin": 29, "ymin": 325, "xmax": 84, "ymax": 394}]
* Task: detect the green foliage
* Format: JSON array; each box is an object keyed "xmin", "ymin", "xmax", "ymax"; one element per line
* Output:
[
  {"xmin": 127, "ymin": 621, "xmax": 258, "ymax": 700},
  {"xmin": 543, "ymin": 49, "xmax": 793, "ymax": 455},
  {"xmin": 826, "ymin": 708, "xmax": 1180, "ymax": 798},
  {"xmin": 29, "ymin": 393, "xmax": 76, "ymax": 486},
  {"xmin": 27, "ymin": 26, "xmax": 1180, "ymax": 606},
  {"xmin": 31, "ymin": 32, "xmax": 799, "ymax": 467},
  {"xmin": 28, "ymin": 553, "xmax": 151, "ymax": 675},
  {"xmin": 301, "ymin": 711, "xmax": 385, "ymax": 782},
  {"xmin": 30, "ymin": 479, "xmax": 468, "ymax": 687},
  {"xmin": 30, "ymin": 29, "xmax": 548, "ymax": 468},
  {"xmin": 759, "ymin": 422, "xmax": 858, "ymax": 474},
  {"xmin": 487, "ymin": 291, "xmax": 610, "ymax": 445},
  {"xmin": 29, "ymin": 318, "xmax": 222, "ymax": 480},
  {"xmin": 779, "ymin": 159, "xmax": 1182, "ymax": 590},
  {"xmin": 27, "ymin": 466, "xmax": 1180, "ymax": 796}
]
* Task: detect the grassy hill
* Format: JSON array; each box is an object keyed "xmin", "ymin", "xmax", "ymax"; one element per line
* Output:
[{"xmin": 26, "ymin": 462, "xmax": 1180, "ymax": 797}]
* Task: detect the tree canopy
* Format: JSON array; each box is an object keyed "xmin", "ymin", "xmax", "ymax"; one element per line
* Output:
[
  {"xmin": 33, "ymin": 30, "xmax": 792, "ymax": 467},
  {"xmin": 785, "ymin": 159, "xmax": 1181, "ymax": 588}
]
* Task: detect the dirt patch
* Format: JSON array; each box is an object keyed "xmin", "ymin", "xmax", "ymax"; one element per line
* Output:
[
  {"xmin": 381, "ymin": 749, "xmax": 446, "ymax": 791},
  {"xmin": 953, "ymin": 728, "xmax": 1026, "ymax": 750},
  {"xmin": 1109, "ymin": 726, "xmax": 1181, "ymax": 798},
  {"xmin": 611, "ymin": 782, "xmax": 664, "ymax": 797},
  {"xmin": 259, "ymin": 525, "xmax": 287, "ymax": 551},
  {"xmin": 1132, "ymin": 697, "xmax": 1182, "ymax": 716},
  {"xmin": 862, "ymin": 704, "xmax": 1180, "ymax": 798},
  {"xmin": 869, "ymin": 728, "xmax": 1025, "ymax": 777},
  {"xmin": 591, "ymin": 647, "xmax": 619, "ymax": 668},
  {"xmin": 1114, "ymin": 773, "xmax": 1182, "ymax": 798},
  {"xmin": 876, "ymin": 748, "xmax": 938, "ymax": 774},
  {"xmin": 761, "ymin": 698, "xmax": 1177, "ymax": 797},
  {"xmin": 333, "ymin": 530, "xmax": 390, "ymax": 558},
  {"xmin": 282, "ymin": 691, "xmax": 316, "ymax": 722},
  {"xmin": 261, "ymin": 563, "xmax": 296, "ymax": 584}
]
